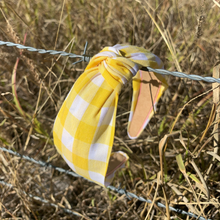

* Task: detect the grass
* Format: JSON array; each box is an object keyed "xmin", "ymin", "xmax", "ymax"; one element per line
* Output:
[{"xmin": 0, "ymin": 0, "xmax": 220, "ymax": 219}]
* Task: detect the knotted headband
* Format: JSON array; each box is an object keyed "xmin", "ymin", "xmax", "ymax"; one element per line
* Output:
[{"xmin": 53, "ymin": 44, "xmax": 168, "ymax": 187}]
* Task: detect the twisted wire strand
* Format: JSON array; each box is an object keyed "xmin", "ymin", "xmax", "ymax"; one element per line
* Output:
[
  {"xmin": 0, "ymin": 40, "xmax": 91, "ymax": 63},
  {"xmin": 146, "ymin": 67, "xmax": 220, "ymax": 83},
  {"xmin": 0, "ymin": 146, "xmax": 84, "ymax": 179},
  {"xmin": 0, "ymin": 180, "xmax": 91, "ymax": 219},
  {"xmin": 0, "ymin": 147, "xmax": 211, "ymax": 220},
  {"xmin": 0, "ymin": 40, "xmax": 220, "ymax": 84}
]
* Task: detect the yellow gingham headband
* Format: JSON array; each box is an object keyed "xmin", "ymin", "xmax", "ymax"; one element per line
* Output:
[{"xmin": 53, "ymin": 44, "xmax": 168, "ymax": 187}]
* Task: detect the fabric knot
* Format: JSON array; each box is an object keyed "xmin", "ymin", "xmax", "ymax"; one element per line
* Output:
[
  {"xmin": 53, "ymin": 44, "xmax": 168, "ymax": 187},
  {"xmin": 87, "ymin": 46, "xmax": 140, "ymax": 89}
]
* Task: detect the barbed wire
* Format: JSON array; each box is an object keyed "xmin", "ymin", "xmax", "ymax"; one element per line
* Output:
[
  {"xmin": 0, "ymin": 180, "xmax": 91, "ymax": 219},
  {"xmin": 0, "ymin": 146, "xmax": 211, "ymax": 220},
  {"xmin": 0, "ymin": 145, "xmax": 85, "ymax": 179},
  {"xmin": 145, "ymin": 67, "xmax": 220, "ymax": 83},
  {"xmin": 0, "ymin": 40, "xmax": 220, "ymax": 83},
  {"xmin": 0, "ymin": 40, "xmax": 91, "ymax": 64}
]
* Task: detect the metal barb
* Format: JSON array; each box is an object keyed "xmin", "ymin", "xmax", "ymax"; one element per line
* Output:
[
  {"xmin": 0, "ymin": 147, "xmax": 212, "ymax": 220},
  {"xmin": 72, "ymin": 41, "xmax": 91, "ymax": 65}
]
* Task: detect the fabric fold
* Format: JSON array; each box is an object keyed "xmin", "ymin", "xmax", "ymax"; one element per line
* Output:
[{"xmin": 53, "ymin": 44, "xmax": 168, "ymax": 187}]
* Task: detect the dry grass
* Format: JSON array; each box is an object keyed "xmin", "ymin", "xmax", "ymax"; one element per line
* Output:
[{"xmin": 0, "ymin": 0, "xmax": 220, "ymax": 219}]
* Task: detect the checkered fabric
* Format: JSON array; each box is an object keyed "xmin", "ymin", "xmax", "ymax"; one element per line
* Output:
[{"xmin": 53, "ymin": 44, "xmax": 168, "ymax": 187}]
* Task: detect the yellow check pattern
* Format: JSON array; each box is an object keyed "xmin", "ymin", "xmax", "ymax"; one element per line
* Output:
[{"xmin": 53, "ymin": 44, "xmax": 167, "ymax": 187}]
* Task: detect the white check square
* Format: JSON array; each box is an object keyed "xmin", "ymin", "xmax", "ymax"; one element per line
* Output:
[
  {"xmin": 62, "ymin": 128, "xmax": 74, "ymax": 152},
  {"xmin": 98, "ymin": 107, "xmax": 115, "ymax": 126},
  {"xmin": 91, "ymin": 74, "xmax": 105, "ymax": 87},
  {"xmin": 89, "ymin": 171, "xmax": 104, "ymax": 184},
  {"xmin": 69, "ymin": 94, "xmax": 89, "ymax": 120},
  {"xmin": 89, "ymin": 143, "xmax": 109, "ymax": 162}
]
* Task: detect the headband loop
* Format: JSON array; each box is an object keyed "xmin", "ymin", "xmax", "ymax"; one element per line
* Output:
[{"xmin": 53, "ymin": 44, "xmax": 168, "ymax": 186}]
